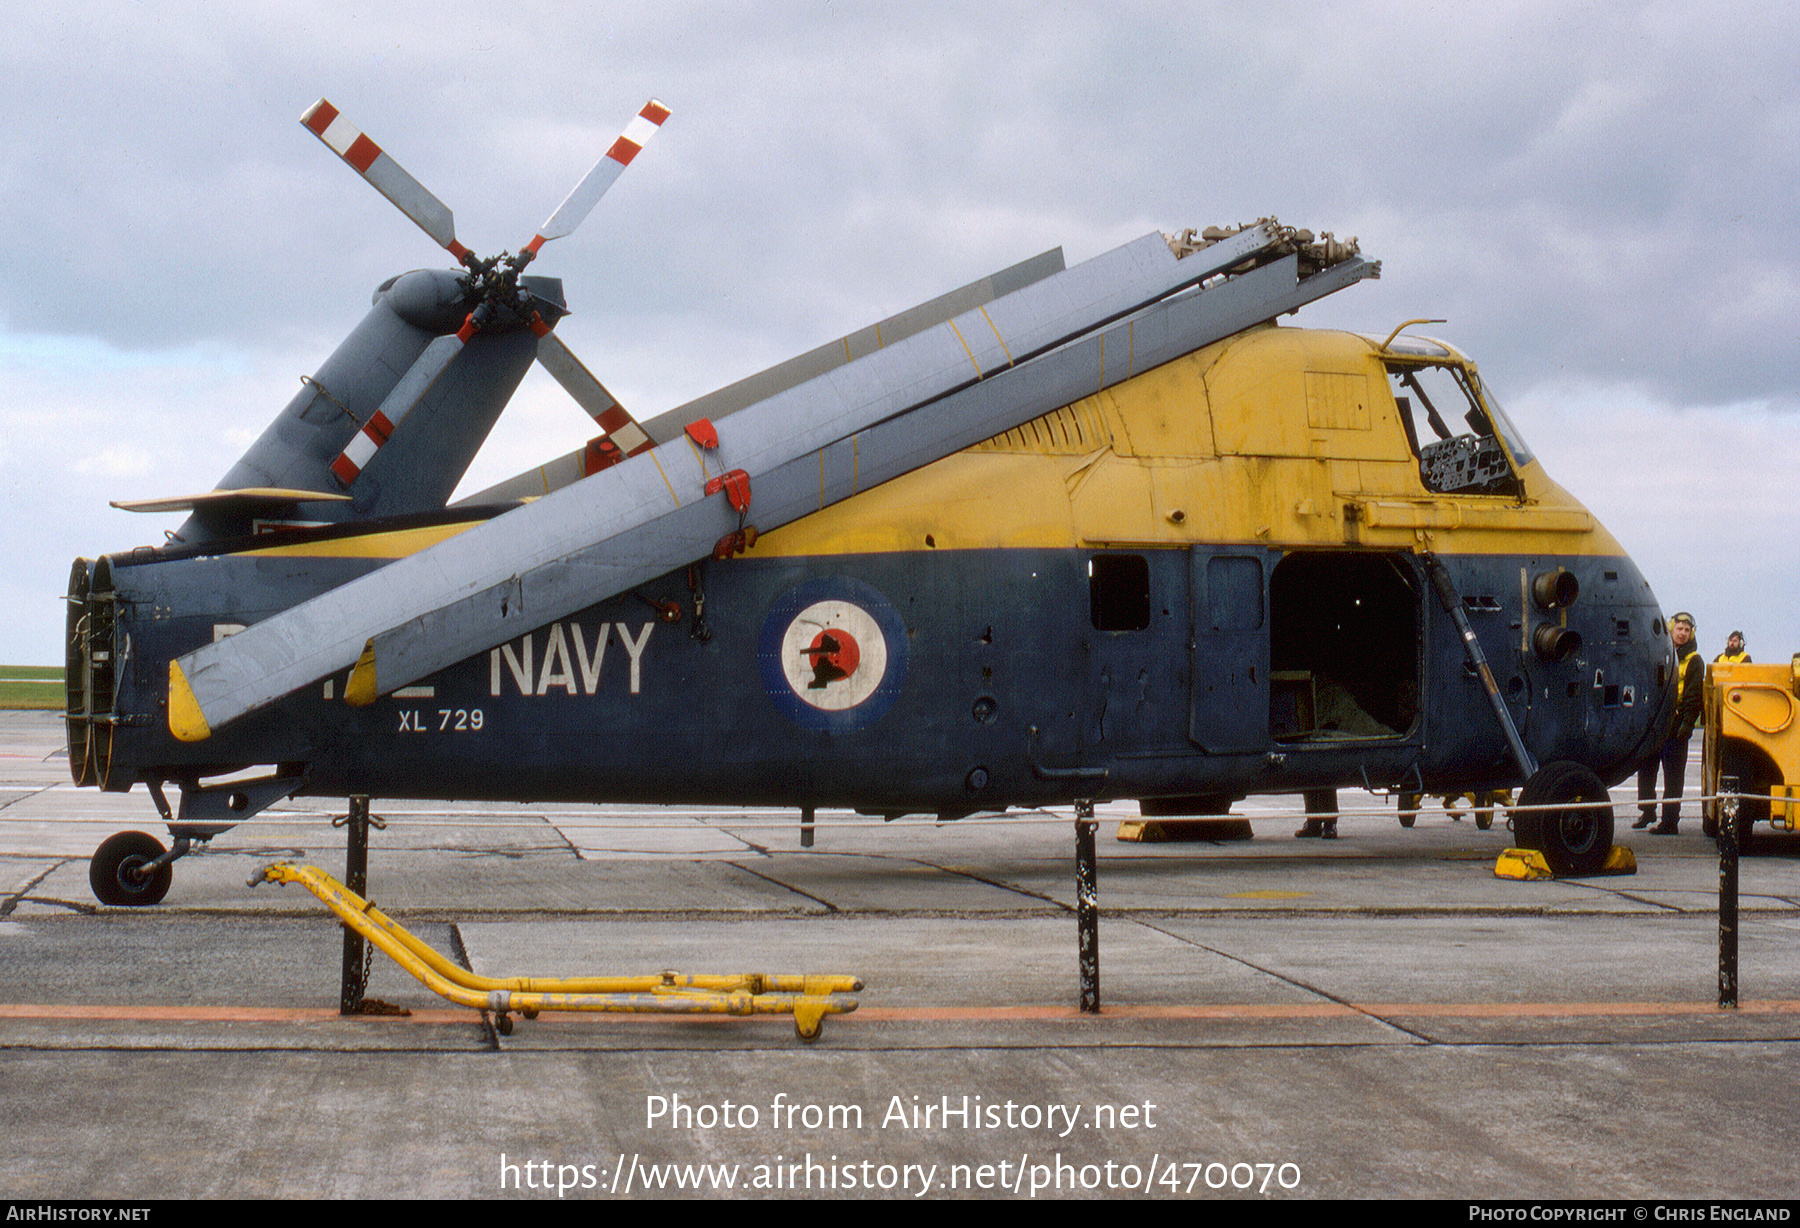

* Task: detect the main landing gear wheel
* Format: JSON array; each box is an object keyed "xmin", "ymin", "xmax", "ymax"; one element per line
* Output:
[
  {"xmin": 89, "ymin": 831, "xmax": 173, "ymax": 907},
  {"xmin": 1513, "ymin": 762, "xmax": 1614, "ymax": 876}
]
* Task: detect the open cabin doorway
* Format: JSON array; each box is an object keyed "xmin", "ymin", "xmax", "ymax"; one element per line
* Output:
[{"xmin": 1269, "ymin": 551, "xmax": 1419, "ymax": 743}]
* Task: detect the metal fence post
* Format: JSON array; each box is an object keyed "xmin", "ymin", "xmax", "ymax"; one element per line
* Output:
[
  {"xmin": 1076, "ymin": 800, "xmax": 1100, "ymax": 1014},
  {"xmin": 339, "ymin": 795, "xmax": 371, "ymax": 1015},
  {"xmin": 1718, "ymin": 777, "xmax": 1739, "ymax": 1010}
]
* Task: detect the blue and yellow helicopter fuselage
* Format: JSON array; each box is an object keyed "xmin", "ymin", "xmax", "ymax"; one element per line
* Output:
[{"xmin": 69, "ymin": 324, "xmax": 1673, "ymax": 835}]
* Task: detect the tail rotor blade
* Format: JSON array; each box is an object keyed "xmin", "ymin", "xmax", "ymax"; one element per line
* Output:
[
  {"xmin": 534, "ymin": 330, "xmax": 653, "ymax": 460},
  {"xmin": 524, "ymin": 99, "xmax": 670, "ymax": 255},
  {"xmin": 330, "ymin": 330, "xmax": 467, "ymax": 486},
  {"xmin": 302, "ymin": 99, "xmax": 471, "ymax": 263}
]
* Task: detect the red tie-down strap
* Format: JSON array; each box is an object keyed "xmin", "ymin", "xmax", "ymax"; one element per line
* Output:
[
  {"xmin": 704, "ymin": 469, "xmax": 752, "ymax": 513},
  {"xmin": 713, "ymin": 526, "xmax": 760, "ymax": 560}
]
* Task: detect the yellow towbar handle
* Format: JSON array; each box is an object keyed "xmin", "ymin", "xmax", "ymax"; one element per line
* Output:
[{"xmin": 252, "ymin": 862, "xmax": 861, "ymax": 1042}]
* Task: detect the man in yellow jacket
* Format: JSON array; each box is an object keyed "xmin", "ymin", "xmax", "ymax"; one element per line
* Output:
[
  {"xmin": 1715, "ymin": 630, "xmax": 1751, "ymax": 665},
  {"xmin": 1635, "ymin": 612, "xmax": 1704, "ymax": 834}
]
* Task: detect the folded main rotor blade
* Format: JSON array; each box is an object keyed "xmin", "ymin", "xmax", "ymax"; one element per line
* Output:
[
  {"xmin": 302, "ymin": 99, "xmax": 469, "ymax": 263},
  {"xmin": 524, "ymin": 99, "xmax": 670, "ymax": 255},
  {"xmin": 167, "ymin": 223, "xmax": 1306, "ymax": 739},
  {"xmin": 366, "ymin": 253, "xmax": 1376, "ymax": 699},
  {"xmin": 462, "ymin": 248, "xmax": 1070, "ymax": 506}
]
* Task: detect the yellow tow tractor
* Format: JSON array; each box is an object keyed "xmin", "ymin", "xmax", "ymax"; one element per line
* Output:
[{"xmin": 1702, "ymin": 658, "xmax": 1800, "ymax": 850}]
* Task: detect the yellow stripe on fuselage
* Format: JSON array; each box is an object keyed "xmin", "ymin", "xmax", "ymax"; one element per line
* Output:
[{"xmin": 234, "ymin": 520, "xmax": 483, "ymax": 560}]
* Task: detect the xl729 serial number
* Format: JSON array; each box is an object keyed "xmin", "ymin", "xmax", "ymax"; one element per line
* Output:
[{"xmin": 396, "ymin": 708, "xmax": 485, "ymax": 732}]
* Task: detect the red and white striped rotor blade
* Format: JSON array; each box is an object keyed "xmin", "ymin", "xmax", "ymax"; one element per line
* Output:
[
  {"xmin": 302, "ymin": 99, "xmax": 472, "ymax": 263},
  {"xmin": 533, "ymin": 330, "xmax": 653, "ymax": 464},
  {"xmin": 523, "ymin": 99, "xmax": 670, "ymax": 256},
  {"xmin": 330, "ymin": 330, "xmax": 468, "ymax": 486}
]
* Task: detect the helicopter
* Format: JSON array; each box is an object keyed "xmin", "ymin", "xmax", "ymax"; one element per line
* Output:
[{"xmin": 65, "ymin": 97, "xmax": 1677, "ymax": 906}]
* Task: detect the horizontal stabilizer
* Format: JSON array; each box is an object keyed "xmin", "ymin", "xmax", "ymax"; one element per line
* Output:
[{"xmin": 112, "ymin": 488, "xmax": 352, "ymax": 515}]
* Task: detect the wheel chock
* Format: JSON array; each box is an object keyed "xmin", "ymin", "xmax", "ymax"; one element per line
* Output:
[
  {"xmin": 1117, "ymin": 818, "xmax": 1254, "ymax": 843},
  {"xmin": 1494, "ymin": 848, "xmax": 1553, "ymax": 879},
  {"xmin": 1494, "ymin": 846, "xmax": 1638, "ymax": 880},
  {"xmin": 250, "ymin": 862, "xmax": 861, "ymax": 1042},
  {"xmin": 1598, "ymin": 846, "xmax": 1637, "ymax": 875}
]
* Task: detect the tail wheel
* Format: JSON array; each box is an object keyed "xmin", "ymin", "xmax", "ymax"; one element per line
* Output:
[
  {"xmin": 1398, "ymin": 792, "xmax": 1419, "ymax": 828},
  {"xmin": 1514, "ymin": 762, "xmax": 1614, "ymax": 875},
  {"xmin": 1474, "ymin": 790, "xmax": 1505, "ymax": 831},
  {"xmin": 90, "ymin": 831, "xmax": 173, "ymax": 907}
]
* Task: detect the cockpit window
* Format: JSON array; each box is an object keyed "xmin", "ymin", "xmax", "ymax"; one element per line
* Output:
[
  {"xmin": 1387, "ymin": 362, "xmax": 1526, "ymax": 497},
  {"xmin": 1467, "ymin": 372, "xmax": 1535, "ymax": 469}
]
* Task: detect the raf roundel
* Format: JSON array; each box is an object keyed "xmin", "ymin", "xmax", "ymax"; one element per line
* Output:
[
  {"xmin": 779, "ymin": 600, "xmax": 884, "ymax": 710},
  {"xmin": 760, "ymin": 579, "xmax": 908, "ymax": 731}
]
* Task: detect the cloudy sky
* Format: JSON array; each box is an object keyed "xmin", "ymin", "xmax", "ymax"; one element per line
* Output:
[{"xmin": 3, "ymin": 1, "xmax": 1795, "ymax": 665}]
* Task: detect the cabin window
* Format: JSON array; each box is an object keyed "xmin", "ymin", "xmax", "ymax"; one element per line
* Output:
[
  {"xmin": 1388, "ymin": 363, "xmax": 1524, "ymax": 498},
  {"xmin": 1207, "ymin": 555, "xmax": 1264, "ymax": 632},
  {"xmin": 1269, "ymin": 551, "xmax": 1418, "ymax": 740},
  {"xmin": 1089, "ymin": 554, "xmax": 1150, "ymax": 631}
]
